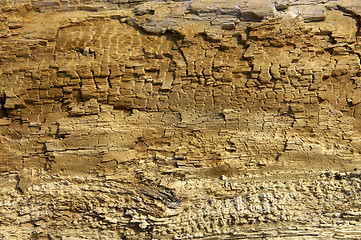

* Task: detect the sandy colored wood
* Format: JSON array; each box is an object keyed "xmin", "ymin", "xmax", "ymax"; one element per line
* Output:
[{"xmin": 0, "ymin": 0, "xmax": 360, "ymax": 239}]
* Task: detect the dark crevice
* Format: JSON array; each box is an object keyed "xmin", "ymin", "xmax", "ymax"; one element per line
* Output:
[
  {"xmin": 175, "ymin": 43, "xmax": 188, "ymax": 75},
  {"xmin": 107, "ymin": 69, "xmax": 112, "ymax": 88},
  {"xmin": 327, "ymin": 32, "xmax": 337, "ymax": 45},
  {"xmin": 0, "ymin": 91, "xmax": 8, "ymax": 118},
  {"xmin": 90, "ymin": 69, "xmax": 99, "ymax": 89},
  {"xmin": 52, "ymin": 27, "xmax": 60, "ymax": 62},
  {"xmin": 77, "ymin": 75, "xmax": 85, "ymax": 103}
]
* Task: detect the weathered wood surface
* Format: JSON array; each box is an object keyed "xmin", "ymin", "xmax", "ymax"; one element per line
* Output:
[{"xmin": 0, "ymin": 0, "xmax": 360, "ymax": 239}]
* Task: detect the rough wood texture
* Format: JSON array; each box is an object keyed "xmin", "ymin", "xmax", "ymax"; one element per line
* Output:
[{"xmin": 0, "ymin": 0, "xmax": 361, "ymax": 239}]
